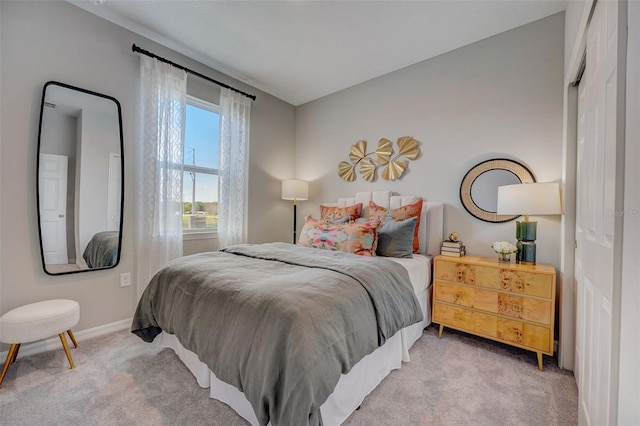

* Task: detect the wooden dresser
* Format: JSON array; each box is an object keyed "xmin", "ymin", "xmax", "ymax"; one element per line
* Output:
[{"xmin": 432, "ymin": 255, "xmax": 556, "ymax": 370}]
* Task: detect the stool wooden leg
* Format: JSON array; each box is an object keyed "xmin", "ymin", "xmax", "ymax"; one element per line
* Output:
[
  {"xmin": 0, "ymin": 344, "xmax": 19, "ymax": 388},
  {"xmin": 10, "ymin": 344, "xmax": 21, "ymax": 364},
  {"xmin": 59, "ymin": 333, "xmax": 75, "ymax": 369},
  {"xmin": 67, "ymin": 330, "xmax": 78, "ymax": 348}
]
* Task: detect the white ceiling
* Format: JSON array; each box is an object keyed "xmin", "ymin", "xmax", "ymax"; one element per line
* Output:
[{"xmin": 70, "ymin": 0, "xmax": 567, "ymax": 106}]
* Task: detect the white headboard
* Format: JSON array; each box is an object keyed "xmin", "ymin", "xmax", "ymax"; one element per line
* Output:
[{"xmin": 327, "ymin": 191, "xmax": 444, "ymax": 257}]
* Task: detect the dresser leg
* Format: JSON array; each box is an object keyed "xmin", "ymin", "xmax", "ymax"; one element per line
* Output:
[
  {"xmin": 537, "ymin": 352, "xmax": 544, "ymax": 371},
  {"xmin": 438, "ymin": 324, "xmax": 444, "ymax": 339}
]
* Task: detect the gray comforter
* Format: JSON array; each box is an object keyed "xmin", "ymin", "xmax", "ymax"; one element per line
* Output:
[{"xmin": 131, "ymin": 242, "xmax": 423, "ymax": 426}]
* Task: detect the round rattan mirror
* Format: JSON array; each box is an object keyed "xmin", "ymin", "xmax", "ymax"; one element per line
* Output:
[{"xmin": 460, "ymin": 158, "xmax": 536, "ymax": 223}]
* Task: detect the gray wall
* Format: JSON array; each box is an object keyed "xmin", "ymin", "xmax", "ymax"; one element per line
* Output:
[
  {"xmin": 295, "ymin": 13, "xmax": 565, "ymax": 270},
  {"xmin": 0, "ymin": 1, "xmax": 296, "ymax": 332}
]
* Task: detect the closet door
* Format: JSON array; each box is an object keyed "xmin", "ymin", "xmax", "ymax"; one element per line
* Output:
[{"xmin": 575, "ymin": 1, "xmax": 625, "ymax": 424}]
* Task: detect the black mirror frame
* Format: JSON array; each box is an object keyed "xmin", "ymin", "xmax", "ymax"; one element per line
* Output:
[
  {"xmin": 36, "ymin": 81, "xmax": 124, "ymax": 275},
  {"xmin": 459, "ymin": 158, "xmax": 535, "ymax": 223}
]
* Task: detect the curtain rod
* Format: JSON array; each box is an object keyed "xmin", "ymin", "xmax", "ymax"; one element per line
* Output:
[
  {"xmin": 132, "ymin": 44, "xmax": 256, "ymax": 101},
  {"xmin": 571, "ymin": 50, "xmax": 586, "ymax": 88}
]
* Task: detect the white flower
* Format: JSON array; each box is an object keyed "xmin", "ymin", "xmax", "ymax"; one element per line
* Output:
[{"xmin": 492, "ymin": 241, "xmax": 518, "ymax": 254}]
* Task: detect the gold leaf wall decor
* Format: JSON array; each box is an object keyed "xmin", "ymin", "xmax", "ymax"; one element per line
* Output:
[
  {"xmin": 396, "ymin": 136, "xmax": 420, "ymax": 160},
  {"xmin": 349, "ymin": 140, "xmax": 368, "ymax": 163},
  {"xmin": 338, "ymin": 136, "xmax": 421, "ymax": 182},
  {"xmin": 382, "ymin": 159, "xmax": 407, "ymax": 181},
  {"xmin": 359, "ymin": 158, "xmax": 377, "ymax": 182},
  {"xmin": 375, "ymin": 138, "xmax": 393, "ymax": 165},
  {"xmin": 338, "ymin": 161, "xmax": 356, "ymax": 182}
]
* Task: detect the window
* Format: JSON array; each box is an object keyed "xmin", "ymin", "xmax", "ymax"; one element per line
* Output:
[{"xmin": 183, "ymin": 96, "xmax": 220, "ymax": 237}]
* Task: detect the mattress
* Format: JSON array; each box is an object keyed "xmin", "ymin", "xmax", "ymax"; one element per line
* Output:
[
  {"xmin": 389, "ymin": 253, "xmax": 431, "ymax": 295},
  {"xmin": 156, "ymin": 253, "xmax": 432, "ymax": 426}
]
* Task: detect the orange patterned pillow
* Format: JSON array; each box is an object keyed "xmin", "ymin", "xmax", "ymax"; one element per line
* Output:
[
  {"xmin": 320, "ymin": 203, "xmax": 363, "ymax": 221},
  {"xmin": 369, "ymin": 199, "xmax": 423, "ymax": 253},
  {"xmin": 298, "ymin": 215, "xmax": 380, "ymax": 256}
]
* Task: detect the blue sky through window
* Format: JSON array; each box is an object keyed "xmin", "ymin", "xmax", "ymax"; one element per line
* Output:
[{"xmin": 183, "ymin": 103, "xmax": 220, "ymax": 203}]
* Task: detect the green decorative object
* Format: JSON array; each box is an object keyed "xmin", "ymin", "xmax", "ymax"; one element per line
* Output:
[
  {"xmin": 516, "ymin": 220, "xmax": 537, "ymax": 241},
  {"xmin": 518, "ymin": 240, "xmax": 537, "ymax": 265},
  {"xmin": 515, "ymin": 220, "xmax": 537, "ymax": 264}
]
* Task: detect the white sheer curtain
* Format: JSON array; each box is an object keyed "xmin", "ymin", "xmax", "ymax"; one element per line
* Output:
[
  {"xmin": 135, "ymin": 56, "xmax": 187, "ymax": 300},
  {"xmin": 218, "ymin": 88, "xmax": 251, "ymax": 248}
]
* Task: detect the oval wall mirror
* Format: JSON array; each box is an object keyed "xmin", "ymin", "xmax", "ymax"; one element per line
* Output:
[
  {"xmin": 460, "ymin": 158, "xmax": 535, "ymax": 223},
  {"xmin": 36, "ymin": 81, "xmax": 124, "ymax": 275}
]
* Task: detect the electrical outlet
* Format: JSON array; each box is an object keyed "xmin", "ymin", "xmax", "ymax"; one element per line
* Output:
[{"xmin": 120, "ymin": 272, "xmax": 131, "ymax": 287}]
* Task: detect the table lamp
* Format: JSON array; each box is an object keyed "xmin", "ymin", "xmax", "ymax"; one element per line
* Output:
[
  {"xmin": 496, "ymin": 182, "xmax": 561, "ymax": 264},
  {"xmin": 282, "ymin": 179, "xmax": 309, "ymax": 244}
]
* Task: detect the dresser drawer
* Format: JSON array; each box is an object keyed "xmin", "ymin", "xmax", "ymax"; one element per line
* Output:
[
  {"xmin": 434, "ymin": 260, "xmax": 477, "ymax": 285},
  {"xmin": 475, "ymin": 267, "xmax": 553, "ymax": 298},
  {"xmin": 499, "ymin": 319, "xmax": 551, "ymax": 353},
  {"xmin": 434, "ymin": 281, "xmax": 552, "ymax": 325},
  {"xmin": 433, "ymin": 302, "xmax": 551, "ymax": 353},
  {"xmin": 433, "ymin": 300, "xmax": 495, "ymax": 333},
  {"xmin": 434, "ymin": 260, "xmax": 552, "ymax": 298}
]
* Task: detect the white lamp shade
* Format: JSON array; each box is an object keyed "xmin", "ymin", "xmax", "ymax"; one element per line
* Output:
[
  {"xmin": 497, "ymin": 182, "xmax": 561, "ymax": 216},
  {"xmin": 281, "ymin": 179, "xmax": 309, "ymax": 201}
]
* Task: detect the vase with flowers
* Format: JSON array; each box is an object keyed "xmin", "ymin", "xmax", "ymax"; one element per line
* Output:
[{"xmin": 492, "ymin": 241, "xmax": 518, "ymax": 263}]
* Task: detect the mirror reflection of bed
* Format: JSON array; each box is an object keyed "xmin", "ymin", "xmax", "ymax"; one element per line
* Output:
[
  {"xmin": 36, "ymin": 81, "xmax": 123, "ymax": 275},
  {"xmin": 82, "ymin": 231, "xmax": 120, "ymax": 269}
]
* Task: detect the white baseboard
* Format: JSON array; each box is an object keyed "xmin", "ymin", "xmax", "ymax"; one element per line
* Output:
[{"xmin": 0, "ymin": 317, "xmax": 132, "ymax": 360}]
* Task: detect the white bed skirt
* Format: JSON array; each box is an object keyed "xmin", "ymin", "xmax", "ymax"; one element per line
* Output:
[{"xmin": 156, "ymin": 285, "xmax": 431, "ymax": 426}]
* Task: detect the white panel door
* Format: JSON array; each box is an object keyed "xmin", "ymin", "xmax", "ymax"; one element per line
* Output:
[
  {"xmin": 39, "ymin": 153, "xmax": 69, "ymax": 265},
  {"xmin": 575, "ymin": 1, "xmax": 623, "ymax": 425}
]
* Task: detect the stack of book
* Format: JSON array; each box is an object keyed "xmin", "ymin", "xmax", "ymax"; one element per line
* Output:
[{"xmin": 440, "ymin": 240, "xmax": 466, "ymax": 257}]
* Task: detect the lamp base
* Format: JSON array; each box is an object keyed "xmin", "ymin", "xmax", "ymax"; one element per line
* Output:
[
  {"xmin": 515, "ymin": 221, "xmax": 537, "ymax": 265},
  {"xmin": 516, "ymin": 220, "xmax": 537, "ymax": 240},
  {"xmin": 292, "ymin": 203, "xmax": 297, "ymax": 244},
  {"xmin": 517, "ymin": 240, "xmax": 536, "ymax": 265}
]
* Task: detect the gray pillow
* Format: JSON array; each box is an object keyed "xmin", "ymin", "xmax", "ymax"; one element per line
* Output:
[{"xmin": 376, "ymin": 216, "xmax": 418, "ymax": 258}]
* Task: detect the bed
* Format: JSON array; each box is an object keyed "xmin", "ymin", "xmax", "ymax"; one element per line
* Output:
[
  {"xmin": 82, "ymin": 230, "xmax": 119, "ymax": 268},
  {"xmin": 132, "ymin": 191, "xmax": 443, "ymax": 426}
]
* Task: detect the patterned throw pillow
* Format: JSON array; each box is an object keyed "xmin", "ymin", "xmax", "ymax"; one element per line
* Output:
[
  {"xmin": 320, "ymin": 203, "xmax": 363, "ymax": 221},
  {"xmin": 369, "ymin": 199, "xmax": 423, "ymax": 253},
  {"xmin": 298, "ymin": 216, "xmax": 380, "ymax": 256}
]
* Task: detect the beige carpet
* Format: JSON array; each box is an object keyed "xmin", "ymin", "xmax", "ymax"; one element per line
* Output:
[{"xmin": 0, "ymin": 325, "xmax": 577, "ymax": 425}]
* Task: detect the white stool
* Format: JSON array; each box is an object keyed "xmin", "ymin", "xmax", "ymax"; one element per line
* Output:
[{"xmin": 0, "ymin": 299, "xmax": 80, "ymax": 387}]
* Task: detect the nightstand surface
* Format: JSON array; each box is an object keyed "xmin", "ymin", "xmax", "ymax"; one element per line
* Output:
[{"xmin": 432, "ymin": 255, "xmax": 556, "ymax": 370}]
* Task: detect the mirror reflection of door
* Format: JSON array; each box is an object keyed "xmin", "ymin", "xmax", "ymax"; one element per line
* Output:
[
  {"xmin": 38, "ymin": 154, "xmax": 68, "ymax": 265},
  {"xmin": 37, "ymin": 81, "xmax": 123, "ymax": 275}
]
